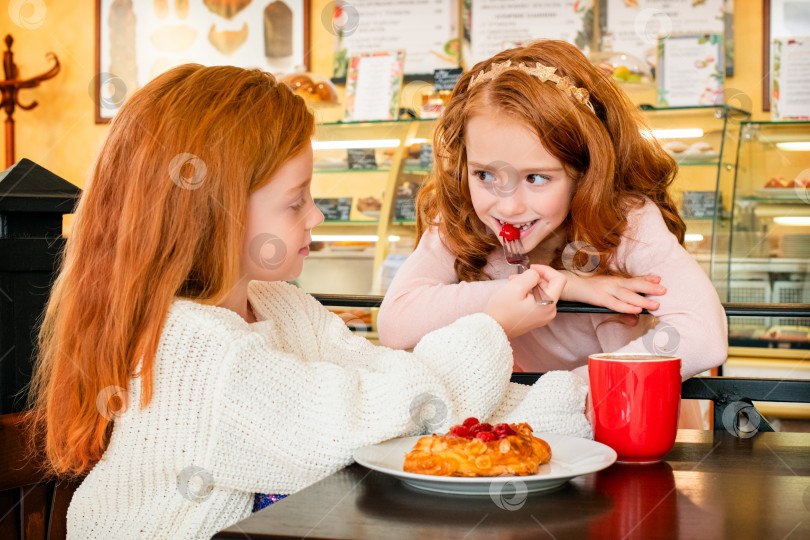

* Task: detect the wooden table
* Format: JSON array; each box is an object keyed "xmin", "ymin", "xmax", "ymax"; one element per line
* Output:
[{"xmin": 215, "ymin": 430, "xmax": 810, "ymax": 539}]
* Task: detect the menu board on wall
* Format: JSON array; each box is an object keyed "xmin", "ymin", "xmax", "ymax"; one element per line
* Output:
[
  {"xmin": 331, "ymin": 0, "xmax": 458, "ymax": 79},
  {"xmin": 765, "ymin": 0, "xmax": 810, "ymax": 111},
  {"xmin": 462, "ymin": 1, "xmax": 594, "ymax": 69},
  {"xmin": 771, "ymin": 37, "xmax": 810, "ymax": 120},
  {"xmin": 601, "ymin": 0, "xmax": 727, "ymax": 73},
  {"xmin": 657, "ymin": 33, "xmax": 724, "ymax": 107},
  {"xmin": 343, "ymin": 50, "xmax": 406, "ymax": 122}
]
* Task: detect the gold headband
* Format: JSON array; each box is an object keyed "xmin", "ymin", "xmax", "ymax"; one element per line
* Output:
[{"xmin": 467, "ymin": 60, "xmax": 596, "ymax": 114}]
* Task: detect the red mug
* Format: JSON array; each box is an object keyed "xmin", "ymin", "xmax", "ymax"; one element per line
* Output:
[{"xmin": 588, "ymin": 353, "xmax": 681, "ymax": 463}]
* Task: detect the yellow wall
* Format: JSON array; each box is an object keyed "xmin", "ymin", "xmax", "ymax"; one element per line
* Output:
[
  {"xmin": 0, "ymin": 0, "xmax": 771, "ymax": 191},
  {"xmin": 1, "ymin": 1, "xmax": 107, "ymax": 188}
]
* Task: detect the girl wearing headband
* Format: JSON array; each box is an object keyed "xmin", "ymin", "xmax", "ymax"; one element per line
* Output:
[{"xmin": 379, "ymin": 40, "xmax": 726, "ymax": 404}]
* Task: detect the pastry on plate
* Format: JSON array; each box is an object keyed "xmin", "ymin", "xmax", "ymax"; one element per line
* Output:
[{"xmin": 403, "ymin": 417, "xmax": 551, "ymax": 477}]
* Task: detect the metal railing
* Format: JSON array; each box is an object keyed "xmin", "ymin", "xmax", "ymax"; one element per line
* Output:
[{"xmin": 313, "ymin": 295, "xmax": 810, "ymax": 319}]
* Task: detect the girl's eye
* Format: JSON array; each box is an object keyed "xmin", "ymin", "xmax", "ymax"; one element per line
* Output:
[
  {"xmin": 291, "ymin": 195, "xmax": 307, "ymax": 210},
  {"xmin": 527, "ymin": 174, "xmax": 550, "ymax": 186},
  {"xmin": 472, "ymin": 170, "xmax": 495, "ymax": 183}
]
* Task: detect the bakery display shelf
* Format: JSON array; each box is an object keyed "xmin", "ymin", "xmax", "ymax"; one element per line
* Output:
[
  {"xmin": 319, "ymin": 118, "xmax": 434, "ymax": 127},
  {"xmin": 752, "ymin": 204, "xmax": 810, "ymax": 219},
  {"xmin": 314, "ymin": 222, "xmax": 379, "ymax": 237},
  {"xmin": 640, "ymin": 104, "xmax": 750, "ymax": 114},
  {"xmin": 314, "ymin": 168, "xmax": 392, "ymax": 174},
  {"xmin": 388, "ymin": 224, "xmax": 417, "ymax": 238},
  {"xmin": 402, "ymin": 167, "xmax": 431, "ymax": 174},
  {"xmin": 729, "ymin": 258, "xmax": 810, "ymax": 273},
  {"xmin": 744, "ymin": 194, "xmax": 810, "ymax": 205},
  {"xmin": 307, "ymin": 250, "xmax": 374, "ymax": 260},
  {"xmin": 671, "ymin": 157, "xmax": 721, "ymax": 167},
  {"xmin": 728, "ymin": 348, "xmax": 810, "ymax": 361},
  {"xmin": 741, "ymin": 120, "xmax": 810, "ymax": 144},
  {"xmin": 320, "ymin": 220, "xmax": 380, "ymax": 225},
  {"xmin": 728, "ymin": 336, "xmax": 810, "ymax": 350}
]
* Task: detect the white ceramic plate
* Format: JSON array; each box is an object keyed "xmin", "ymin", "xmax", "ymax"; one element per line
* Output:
[{"xmin": 353, "ymin": 432, "xmax": 616, "ymax": 496}]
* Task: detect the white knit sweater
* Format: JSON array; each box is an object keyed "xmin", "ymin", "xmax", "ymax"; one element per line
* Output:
[{"xmin": 66, "ymin": 281, "xmax": 591, "ymax": 539}]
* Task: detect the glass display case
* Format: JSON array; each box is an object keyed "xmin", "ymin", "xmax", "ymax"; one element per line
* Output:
[
  {"xmin": 726, "ymin": 121, "xmax": 810, "ymax": 351},
  {"xmin": 297, "ymin": 119, "xmax": 433, "ymax": 332},
  {"xmin": 298, "ymin": 107, "xmax": 749, "ymax": 334},
  {"xmin": 640, "ymin": 105, "xmax": 750, "ymax": 287}
]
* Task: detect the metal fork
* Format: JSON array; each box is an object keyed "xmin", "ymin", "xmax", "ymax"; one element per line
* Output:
[{"xmin": 503, "ymin": 238, "xmax": 555, "ymax": 305}]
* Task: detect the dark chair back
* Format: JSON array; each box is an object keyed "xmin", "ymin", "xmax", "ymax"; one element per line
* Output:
[{"xmin": 0, "ymin": 412, "xmax": 81, "ymax": 540}]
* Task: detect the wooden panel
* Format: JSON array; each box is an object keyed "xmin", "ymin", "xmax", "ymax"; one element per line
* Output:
[{"xmin": 21, "ymin": 484, "xmax": 49, "ymax": 540}]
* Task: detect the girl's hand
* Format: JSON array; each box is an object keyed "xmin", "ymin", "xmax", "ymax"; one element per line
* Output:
[
  {"xmin": 561, "ymin": 272, "xmax": 665, "ymax": 314},
  {"xmin": 484, "ymin": 266, "xmax": 566, "ymax": 339}
]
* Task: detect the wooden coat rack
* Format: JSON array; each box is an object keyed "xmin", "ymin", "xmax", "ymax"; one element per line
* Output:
[{"xmin": 1, "ymin": 34, "xmax": 60, "ymax": 168}]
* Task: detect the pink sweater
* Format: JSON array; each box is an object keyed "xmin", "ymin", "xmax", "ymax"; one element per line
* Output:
[{"xmin": 378, "ymin": 200, "xmax": 727, "ymax": 382}]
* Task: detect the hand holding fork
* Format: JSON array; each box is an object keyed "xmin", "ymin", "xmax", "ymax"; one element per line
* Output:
[{"xmin": 501, "ymin": 229, "xmax": 556, "ymax": 305}]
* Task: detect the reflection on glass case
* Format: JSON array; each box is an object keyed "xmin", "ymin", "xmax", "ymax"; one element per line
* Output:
[
  {"xmin": 641, "ymin": 105, "xmax": 750, "ymax": 288},
  {"xmin": 727, "ymin": 121, "xmax": 810, "ymax": 350},
  {"xmin": 298, "ymin": 119, "xmax": 433, "ymax": 324}
]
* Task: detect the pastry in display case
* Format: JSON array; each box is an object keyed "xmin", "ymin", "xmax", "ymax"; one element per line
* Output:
[
  {"xmin": 661, "ymin": 140, "xmax": 718, "ymax": 164},
  {"xmin": 281, "ymin": 71, "xmax": 339, "ymax": 105},
  {"xmin": 356, "ymin": 196, "xmax": 383, "ymax": 218},
  {"xmin": 727, "ymin": 121, "xmax": 810, "ymax": 350}
]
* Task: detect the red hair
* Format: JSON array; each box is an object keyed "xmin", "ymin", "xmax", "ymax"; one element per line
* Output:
[
  {"xmin": 417, "ymin": 40, "xmax": 684, "ymax": 281},
  {"xmin": 29, "ymin": 64, "xmax": 314, "ymax": 476}
]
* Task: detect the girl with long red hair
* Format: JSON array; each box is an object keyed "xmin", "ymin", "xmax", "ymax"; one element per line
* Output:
[
  {"xmin": 29, "ymin": 64, "xmax": 593, "ymax": 538},
  {"xmin": 378, "ymin": 40, "xmax": 726, "ymax": 394}
]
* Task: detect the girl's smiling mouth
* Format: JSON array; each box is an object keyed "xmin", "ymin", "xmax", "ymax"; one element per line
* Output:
[{"xmin": 495, "ymin": 218, "xmax": 539, "ymax": 235}]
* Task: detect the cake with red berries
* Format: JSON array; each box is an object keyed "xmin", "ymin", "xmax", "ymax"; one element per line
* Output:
[{"xmin": 403, "ymin": 417, "xmax": 551, "ymax": 477}]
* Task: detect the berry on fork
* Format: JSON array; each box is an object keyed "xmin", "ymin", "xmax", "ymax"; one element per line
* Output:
[{"xmin": 499, "ymin": 223, "xmax": 520, "ymax": 241}]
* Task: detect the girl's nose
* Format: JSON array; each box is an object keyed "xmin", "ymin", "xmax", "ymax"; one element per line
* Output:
[
  {"xmin": 495, "ymin": 187, "xmax": 527, "ymax": 217},
  {"xmin": 307, "ymin": 203, "xmax": 325, "ymax": 229}
]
